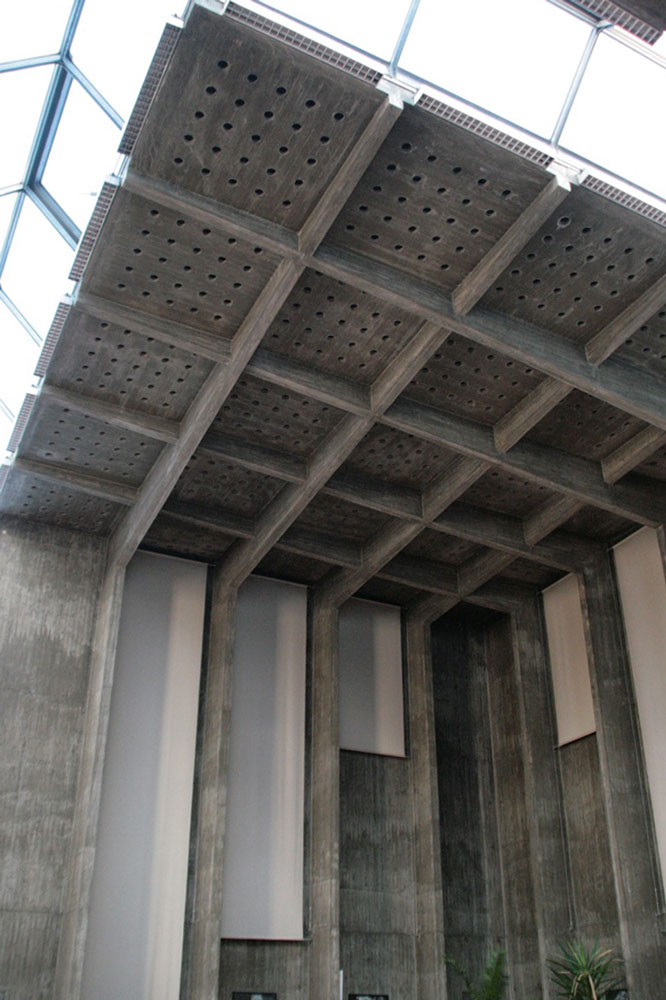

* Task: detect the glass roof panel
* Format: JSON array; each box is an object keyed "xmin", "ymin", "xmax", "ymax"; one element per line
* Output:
[
  {"xmin": 71, "ymin": 0, "xmax": 183, "ymax": 122},
  {"xmin": 254, "ymin": 0, "xmax": 412, "ymax": 61},
  {"xmin": 399, "ymin": 0, "xmax": 592, "ymax": 137},
  {"xmin": 0, "ymin": 66, "xmax": 53, "ymax": 189},
  {"xmin": 0, "ymin": 409, "xmax": 14, "ymax": 453},
  {"xmin": 0, "ymin": 193, "xmax": 18, "ymax": 251},
  {"xmin": 560, "ymin": 33, "xmax": 666, "ymax": 199},
  {"xmin": 0, "ymin": 307, "xmax": 40, "ymax": 422},
  {"xmin": 2, "ymin": 197, "xmax": 74, "ymax": 335},
  {"xmin": 0, "ymin": 0, "xmax": 72, "ymax": 63},
  {"xmin": 41, "ymin": 78, "xmax": 121, "ymax": 231}
]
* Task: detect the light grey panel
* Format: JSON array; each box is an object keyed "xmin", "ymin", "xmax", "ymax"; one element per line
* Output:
[
  {"xmin": 614, "ymin": 527, "xmax": 666, "ymax": 892},
  {"xmin": 339, "ymin": 598, "xmax": 405, "ymax": 757},
  {"xmin": 543, "ymin": 574, "xmax": 596, "ymax": 746},
  {"xmin": 82, "ymin": 551, "xmax": 207, "ymax": 1000},
  {"xmin": 221, "ymin": 575, "xmax": 307, "ymax": 940}
]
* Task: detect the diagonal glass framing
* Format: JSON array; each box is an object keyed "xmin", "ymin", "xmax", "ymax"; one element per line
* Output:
[{"xmin": 1, "ymin": 0, "xmax": 666, "ymax": 454}]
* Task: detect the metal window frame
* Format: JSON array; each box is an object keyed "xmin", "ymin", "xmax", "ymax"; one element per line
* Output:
[{"xmin": 0, "ymin": 0, "xmax": 123, "ymax": 425}]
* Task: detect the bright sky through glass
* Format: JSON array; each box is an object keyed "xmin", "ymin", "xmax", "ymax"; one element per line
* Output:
[
  {"xmin": 0, "ymin": 0, "xmax": 73, "ymax": 63},
  {"xmin": 2, "ymin": 198, "xmax": 75, "ymax": 334},
  {"xmin": 561, "ymin": 32, "xmax": 666, "ymax": 198},
  {"xmin": 254, "ymin": 0, "xmax": 412, "ymax": 61},
  {"xmin": 401, "ymin": 0, "xmax": 592, "ymax": 136},
  {"xmin": 2, "ymin": 0, "xmax": 666, "ymax": 456},
  {"xmin": 0, "ymin": 66, "xmax": 52, "ymax": 189},
  {"xmin": 42, "ymin": 80, "xmax": 124, "ymax": 230},
  {"xmin": 71, "ymin": 0, "xmax": 180, "ymax": 121}
]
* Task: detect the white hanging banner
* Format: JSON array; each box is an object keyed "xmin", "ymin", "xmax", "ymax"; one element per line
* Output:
[
  {"xmin": 82, "ymin": 551, "xmax": 207, "ymax": 1000},
  {"xmin": 542, "ymin": 573, "xmax": 596, "ymax": 746},
  {"xmin": 221, "ymin": 575, "xmax": 307, "ymax": 940},
  {"xmin": 339, "ymin": 597, "xmax": 405, "ymax": 757},
  {"xmin": 614, "ymin": 527, "xmax": 666, "ymax": 889}
]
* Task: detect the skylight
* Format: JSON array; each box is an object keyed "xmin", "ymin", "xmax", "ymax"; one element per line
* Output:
[{"xmin": 1, "ymin": 0, "xmax": 665, "ymax": 454}]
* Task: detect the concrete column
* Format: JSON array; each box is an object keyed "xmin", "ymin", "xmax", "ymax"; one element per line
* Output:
[
  {"xmin": 405, "ymin": 615, "xmax": 447, "ymax": 1000},
  {"xmin": 54, "ymin": 557, "xmax": 126, "ymax": 1000},
  {"xmin": 511, "ymin": 599, "xmax": 571, "ymax": 995},
  {"xmin": 580, "ymin": 555, "xmax": 666, "ymax": 996},
  {"xmin": 485, "ymin": 614, "xmax": 541, "ymax": 999},
  {"xmin": 182, "ymin": 574, "xmax": 237, "ymax": 1000},
  {"xmin": 309, "ymin": 595, "xmax": 340, "ymax": 1000}
]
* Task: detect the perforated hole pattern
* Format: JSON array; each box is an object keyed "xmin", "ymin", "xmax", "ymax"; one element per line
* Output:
[
  {"xmin": 266, "ymin": 269, "xmax": 420, "ymax": 384},
  {"xmin": 404, "ymin": 528, "xmax": 482, "ymax": 567},
  {"xmin": 1, "ymin": 474, "xmax": 122, "ymax": 534},
  {"xmin": 19, "ymin": 400, "xmax": 164, "ymax": 487},
  {"xmin": 173, "ymin": 452, "xmax": 284, "ymax": 517},
  {"xmin": 405, "ymin": 333, "xmax": 544, "ymax": 426},
  {"xmin": 482, "ymin": 186, "xmax": 666, "ymax": 348},
  {"xmin": 87, "ymin": 190, "xmax": 279, "ymax": 337},
  {"xmin": 212, "ymin": 373, "xmax": 344, "ymax": 458},
  {"xmin": 329, "ymin": 108, "xmax": 547, "ymax": 291},
  {"xmin": 526, "ymin": 390, "xmax": 644, "ymax": 460},
  {"xmin": 293, "ymin": 493, "xmax": 390, "ymax": 544},
  {"xmin": 343, "ymin": 424, "xmax": 457, "ymax": 490},
  {"xmin": 132, "ymin": 12, "xmax": 383, "ymax": 229},
  {"xmin": 47, "ymin": 310, "xmax": 214, "ymax": 421},
  {"xmin": 463, "ymin": 467, "xmax": 554, "ymax": 517}
]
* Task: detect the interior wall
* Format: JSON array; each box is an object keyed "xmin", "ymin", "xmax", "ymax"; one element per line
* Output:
[
  {"xmin": 81, "ymin": 550, "xmax": 207, "ymax": 1000},
  {"xmin": 339, "ymin": 598, "xmax": 405, "ymax": 756},
  {"xmin": 220, "ymin": 575, "xmax": 307, "ymax": 942},
  {"xmin": 430, "ymin": 606, "xmax": 504, "ymax": 999},
  {"xmin": 542, "ymin": 574, "xmax": 596, "ymax": 746},
  {"xmin": 339, "ymin": 750, "xmax": 417, "ymax": 999},
  {"xmin": 430, "ymin": 597, "xmax": 627, "ymax": 1000},
  {"xmin": 614, "ymin": 526, "xmax": 666, "ymax": 892},
  {"xmin": 0, "ymin": 516, "xmax": 105, "ymax": 1000}
]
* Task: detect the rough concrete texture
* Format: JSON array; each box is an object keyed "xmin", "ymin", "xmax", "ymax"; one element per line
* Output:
[
  {"xmin": 581, "ymin": 557, "xmax": 666, "ymax": 997},
  {"xmin": 431, "ymin": 606, "xmax": 506, "ymax": 1000},
  {"xmin": 0, "ymin": 516, "xmax": 105, "ymax": 1000}
]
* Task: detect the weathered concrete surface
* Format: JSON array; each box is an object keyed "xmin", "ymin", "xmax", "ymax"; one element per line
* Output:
[
  {"xmin": 308, "ymin": 595, "xmax": 340, "ymax": 1000},
  {"xmin": 181, "ymin": 575, "xmax": 236, "ymax": 1000},
  {"xmin": 0, "ymin": 516, "xmax": 105, "ymax": 1000},
  {"xmin": 559, "ymin": 735, "xmax": 620, "ymax": 945},
  {"xmin": 53, "ymin": 559, "xmax": 124, "ymax": 1000},
  {"xmin": 340, "ymin": 750, "xmax": 417, "ymax": 999},
  {"xmin": 485, "ymin": 615, "xmax": 542, "ymax": 1000},
  {"xmin": 405, "ymin": 616, "xmax": 447, "ymax": 1000},
  {"xmin": 218, "ymin": 939, "xmax": 309, "ymax": 999},
  {"xmin": 431, "ymin": 607, "xmax": 505, "ymax": 1000},
  {"xmin": 512, "ymin": 599, "xmax": 571, "ymax": 996},
  {"xmin": 581, "ymin": 557, "xmax": 666, "ymax": 997}
]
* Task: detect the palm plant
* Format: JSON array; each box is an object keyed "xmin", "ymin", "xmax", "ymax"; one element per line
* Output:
[
  {"xmin": 446, "ymin": 948, "xmax": 508, "ymax": 1000},
  {"xmin": 548, "ymin": 940, "xmax": 624, "ymax": 1000}
]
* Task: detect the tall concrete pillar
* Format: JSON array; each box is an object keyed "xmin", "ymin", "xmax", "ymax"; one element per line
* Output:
[
  {"xmin": 511, "ymin": 598, "xmax": 571, "ymax": 995},
  {"xmin": 405, "ymin": 614, "xmax": 447, "ymax": 1000},
  {"xmin": 580, "ymin": 555, "xmax": 666, "ymax": 996},
  {"xmin": 54, "ymin": 557, "xmax": 126, "ymax": 1000},
  {"xmin": 309, "ymin": 595, "xmax": 340, "ymax": 1000},
  {"xmin": 183, "ymin": 574, "xmax": 237, "ymax": 1000}
]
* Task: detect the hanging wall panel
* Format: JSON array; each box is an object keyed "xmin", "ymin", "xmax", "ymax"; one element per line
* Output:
[
  {"xmin": 221, "ymin": 575, "xmax": 307, "ymax": 940},
  {"xmin": 81, "ymin": 551, "xmax": 207, "ymax": 1000},
  {"xmin": 614, "ymin": 527, "xmax": 666, "ymax": 889},
  {"xmin": 542, "ymin": 574, "xmax": 596, "ymax": 746},
  {"xmin": 339, "ymin": 598, "xmax": 405, "ymax": 757}
]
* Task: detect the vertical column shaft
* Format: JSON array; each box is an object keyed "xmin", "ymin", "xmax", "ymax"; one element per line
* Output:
[
  {"xmin": 511, "ymin": 599, "xmax": 571, "ymax": 990},
  {"xmin": 184, "ymin": 575, "xmax": 237, "ymax": 1000},
  {"xmin": 54, "ymin": 557, "xmax": 126, "ymax": 1000},
  {"xmin": 309, "ymin": 595, "xmax": 340, "ymax": 1000},
  {"xmin": 405, "ymin": 615, "xmax": 447, "ymax": 1000},
  {"xmin": 580, "ymin": 556, "xmax": 666, "ymax": 996}
]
